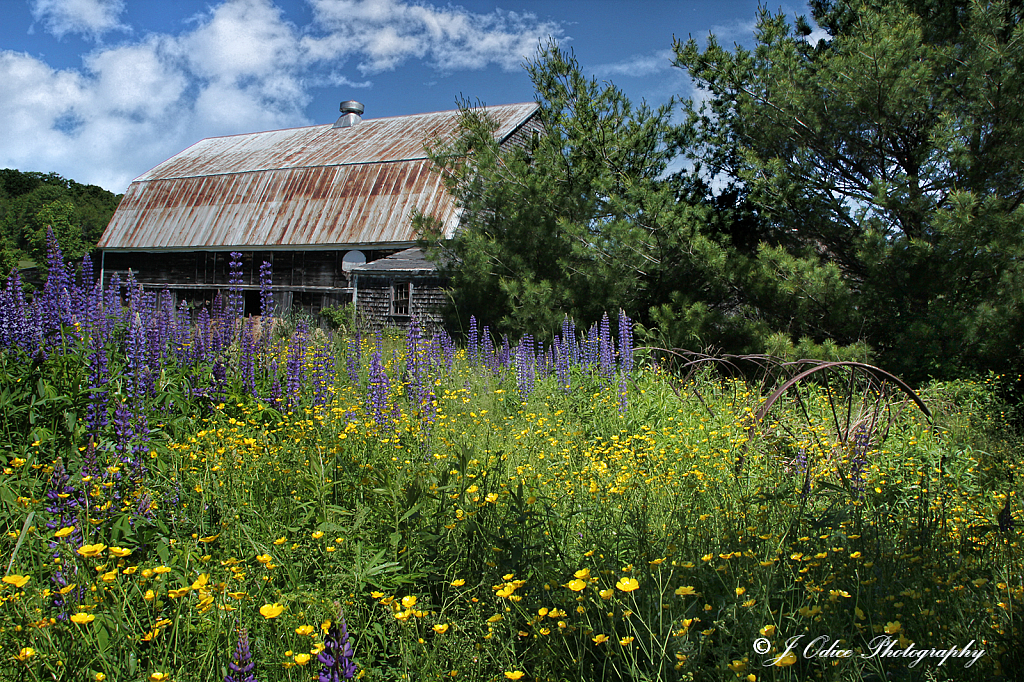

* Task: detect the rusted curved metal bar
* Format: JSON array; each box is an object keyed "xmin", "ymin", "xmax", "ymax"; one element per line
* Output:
[{"xmin": 749, "ymin": 361, "xmax": 932, "ymax": 439}]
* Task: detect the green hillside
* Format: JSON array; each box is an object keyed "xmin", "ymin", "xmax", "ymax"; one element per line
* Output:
[{"xmin": 0, "ymin": 168, "xmax": 122, "ymax": 275}]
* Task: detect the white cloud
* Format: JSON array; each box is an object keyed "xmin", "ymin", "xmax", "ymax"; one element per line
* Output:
[
  {"xmin": 0, "ymin": 0, "xmax": 564, "ymax": 191},
  {"xmin": 30, "ymin": 0, "xmax": 128, "ymax": 40},
  {"xmin": 303, "ymin": 0, "xmax": 563, "ymax": 73},
  {"xmin": 804, "ymin": 27, "xmax": 830, "ymax": 47},
  {"xmin": 590, "ymin": 49, "xmax": 675, "ymax": 78}
]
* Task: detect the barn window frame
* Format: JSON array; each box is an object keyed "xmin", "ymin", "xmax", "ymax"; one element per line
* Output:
[{"xmin": 390, "ymin": 281, "xmax": 412, "ymax": 317}]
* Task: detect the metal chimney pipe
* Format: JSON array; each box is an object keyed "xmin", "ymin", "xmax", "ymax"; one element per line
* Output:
[{"xmin": 333, "ymin": 101, "xmax": 364, "ymax": 128}]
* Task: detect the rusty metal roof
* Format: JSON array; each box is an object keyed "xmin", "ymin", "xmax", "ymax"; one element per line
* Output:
[{"xmin": 99, "ymin": 102, "xmax": 538, "ymax": 251}]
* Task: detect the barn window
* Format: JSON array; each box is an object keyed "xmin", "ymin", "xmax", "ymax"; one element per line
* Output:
[{"xmin": 390, "ymin": 281, "xmax": 411, "ymax": 317}]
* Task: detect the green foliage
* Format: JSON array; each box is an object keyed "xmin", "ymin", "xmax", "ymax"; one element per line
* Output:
[
  {"xmin": 673, "ymin": 0, "xmax": 1024, "ymax": 380},
  {"xmin": 431, "ymin": 3, "xmax": 1024, "ymax": 381},
  {"xmin": 319, "ymin": 302, "xmax": 359, "ymax": 335},
  {"xmin": 0, "ymin": 168, "xmax": 121, "ymax": 270},
  {"xmin": 422, "ymin": 41, "xmax": 716, "ymax": 340},
  {"xmin": 1, "ymin": 324, "xmax": 1020, "ymax": 681}
]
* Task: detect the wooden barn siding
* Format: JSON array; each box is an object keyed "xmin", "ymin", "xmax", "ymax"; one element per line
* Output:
[
  {"xmin": 101, "ymin": 249, "xmax": 396, "ymax": 316},
  {"xmin": 500, "ymin": 116, "xmax": 544, "ymax": 153},
  {"xmin": 101, "ymin": 249, "xmax": 396, "ymax": 290},
  {"xmin": 356, "ymin": 276, "xmax": 447, "ymax": 331}
]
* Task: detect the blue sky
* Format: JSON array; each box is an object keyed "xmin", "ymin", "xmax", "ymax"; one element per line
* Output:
[{"xmin": 0, "ymin": 0, "xmax": 822, "ymax": 193}]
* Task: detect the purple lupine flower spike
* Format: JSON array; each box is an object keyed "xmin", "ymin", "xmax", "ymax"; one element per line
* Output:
[
  {"xmin": 228, "ymin": 252, "xmax": 244, "ymax": 320},
  {"xmin": 467, "ymin": 315, "xmax": 478, "ymax": 365},
  {"xmin": 318, "ymin": 613, "xmax": 357, "ymax": 681},
  {"xmin": 225, "ymin": 627, "xmax": 257, "ymax": 682}
]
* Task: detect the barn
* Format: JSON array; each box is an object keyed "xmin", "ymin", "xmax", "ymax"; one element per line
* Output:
[{"xmin": 96, "ymin": 101, "xmax": 541, "ymax": 328}]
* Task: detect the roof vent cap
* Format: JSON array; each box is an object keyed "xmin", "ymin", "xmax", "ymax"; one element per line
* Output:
[{"xmin": 334, "ymin": 100, "xmax": 364, "ymax": 128}]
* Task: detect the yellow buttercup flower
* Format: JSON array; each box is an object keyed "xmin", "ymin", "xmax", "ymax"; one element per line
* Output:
[
  {"xmin": 77, "ymin": 543, "xmax": 107, "ymax": 558},
  {"xmin": 153, "ymin": 566, "xmax": 171, "ymax": 575},
  {"xmin": 884, "ymin": 621, "xmax": 902, "ymax": 634},
  {"xmin": 566, "ymin": 579, "xmax": 587, "ymax": 592},
  {"xmin": 504, "ymin": 672, "xmax": 525, "ymax": 680},
  {"xmin": 574, "ymin": 568, "xmax": 590, "ymax": 579},
  {"xmin": 619, "ymin": 636, "xmax": 635, "ymax": 646},
  {"xmin": 759, "ymin": 625, "xmax": 776, "ymax": 637},
  {"xmin": 71, "ymin": 612, "xmax": 96, "ymax": 624},
  {"xmin": 401, "ymin": 595, "xmax": 417, "ymax": 609},
  {"xmin": 295, "ymin": 625, "xmax": 315, "ymax": 636},
  {"xmin": 311, "ymin": 531, "xmax": 324, "ymax": 540},
  {"xmin": 433, "ymin": 623, "xmax": 450, "ymax": 634},
  {"xmin": 599, "ymin": 588, "xmax": 614, "ymax": 599},
  {"xmin": 2, "ymin": 574, "xmax": 30, "ymax": 588},
  {"xmin": 54, "ymin": 526, "xmax": 75, "ymax": 538},
  {"xmin": 450, "ymin": 578, "xmax": 465, "ymax": 587},
  {"xmin": 109, "ymin": 546, "xmax": 132, "ymax": 558},
  {"xmin": 675, "ymin": 585, "xmax": 696, "ymax": 596},
  {"xmin": 168, "ymin": 587, "xmax": 190, "ymax": 598},
  {"xmin": 260, "ymin": 602, "xmax": 285, "ymax": 619},
  {"xmin": 148, "ymin": 673, "xmax": 169, "ymax": 682},
  {"xmin": 294, "ymin": 653, "xmax": 310, "ymax": 665},
  {"xmin": 15, "ymin": 647, "xmax": 35, "ymax": 661},
  {"xmin": 773, "ymin": 652, "xmax": 797, "ymax": 667},
  {"xmin": 592, "ymin": 634, "xmax": 609, "ymax": 644},
  {"xmin": 615, "ymin": 577, "xmax": 639, "ymax": 592},
  {"xmin": 273, "ymin": 537, "xmax": 287, "ymax": 545}
]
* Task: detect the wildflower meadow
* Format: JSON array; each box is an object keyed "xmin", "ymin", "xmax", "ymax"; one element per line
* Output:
[{"xmin": 0, "ymin": 240, "xmax": 1021, "ymax": 682}]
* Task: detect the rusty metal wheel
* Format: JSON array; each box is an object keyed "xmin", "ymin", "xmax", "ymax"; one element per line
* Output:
[{"xmin": 744, "ymin": 361, "xmax": 931, "ymax": 493}]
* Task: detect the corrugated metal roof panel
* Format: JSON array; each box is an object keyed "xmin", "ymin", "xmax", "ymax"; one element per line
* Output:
[
  {"xmin": 100, "ymin": 102, "xmax": 537, "ymax": 250},
  {"xmin": 101, "ymin": 160, "xmax": 463, "ymax": 249},
  {"xmin": 137, "ymin": 102, "xmax": 538, "ymax": 181}
]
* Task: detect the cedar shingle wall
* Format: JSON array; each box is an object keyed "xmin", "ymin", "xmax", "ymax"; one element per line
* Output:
[
  {"xmin": 500, "ymin": 116, "xmax": 544, "ymax": 154},
  {"xmin": 356, "ymin": 276, "xmax": 447, "ymax": 331}
]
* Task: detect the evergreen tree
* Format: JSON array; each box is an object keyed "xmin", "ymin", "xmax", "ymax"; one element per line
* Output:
[
  {"xmin": 421, "ymin": 42, "xmax": 723, "ymax": 339},
  {"xmin": 674, "ymin": 0, "xmax": 1024, "ymax": 379}
]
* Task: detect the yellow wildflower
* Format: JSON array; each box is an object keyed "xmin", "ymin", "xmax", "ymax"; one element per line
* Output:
[
  {"xmin": 615, "ymin": 577, "xmax": 639, "ymax": 592},
  {"xmin": 2, "ymin": 575, "xmax": 30, "ymax": 588},
  {"xmin": 77, "ymin": 543, "xmax": 107, "ymax": 558}
]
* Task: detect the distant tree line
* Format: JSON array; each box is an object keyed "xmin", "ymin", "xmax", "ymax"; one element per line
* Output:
[
  {"xmin": 421, "ymin": 0, "xmax": 1024, "ymax": 383},
  {"xmin": 0, "ymin": 168, "xmax": 122, "ymax": 275}
]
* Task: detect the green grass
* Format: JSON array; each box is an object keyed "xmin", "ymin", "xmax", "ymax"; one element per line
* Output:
[{"xmin": 0, "ymin": 330, "xmax": 1020, "ymax": 682}]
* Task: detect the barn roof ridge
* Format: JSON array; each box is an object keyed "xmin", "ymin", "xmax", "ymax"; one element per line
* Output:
[{"xmin": 99, "ymin": 101, "xmax": 540, "ymax": 251}]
